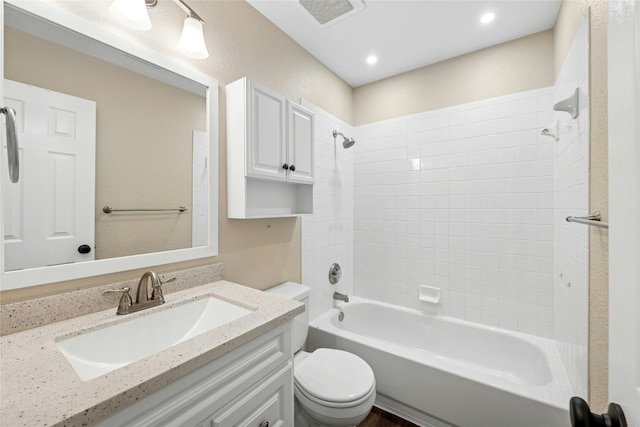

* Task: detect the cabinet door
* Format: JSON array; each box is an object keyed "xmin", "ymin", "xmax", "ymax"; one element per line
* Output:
[
  {"xmin": 247, "ymin": 81, "xmax": 287, "ymax": 181},
  {"xmin": 286, "ymin": 102, "xmax": 314, "ymax": 184},
  {"xmin": 204, "ymin": 363, "xmax": 293, "ymax": 427}
]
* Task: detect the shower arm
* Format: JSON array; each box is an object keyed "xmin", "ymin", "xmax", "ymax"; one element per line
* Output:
[{"xmin": 332, "ymin": 129, "xmax": 355, "ymax": 148}]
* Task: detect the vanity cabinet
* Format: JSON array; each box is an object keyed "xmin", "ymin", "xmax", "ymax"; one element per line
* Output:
[
  {"xmin": 227, "ymin": 77, "xmax": 314, "ymax": 218},
  {"xmin": 96, "ymin": 324, "xmax": 294, "ymax": 427}
]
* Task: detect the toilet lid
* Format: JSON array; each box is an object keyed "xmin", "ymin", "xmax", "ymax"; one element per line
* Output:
[{"xmin": 294, "ymin": 348, "xmax": 375, "ymax": 404}]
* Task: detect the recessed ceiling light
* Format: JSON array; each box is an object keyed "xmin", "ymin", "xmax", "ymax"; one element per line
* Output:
[
  {"xmin": 366, "ymin": 55, "xmax": 378, "ymax": 65},
  {"xmin": 480, "ymin": 12, "xmax": 495, "ymax": 24}
]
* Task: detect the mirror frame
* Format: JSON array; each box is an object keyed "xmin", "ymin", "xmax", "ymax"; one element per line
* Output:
[{"xmin": 0, "ymin": 0, "xmax": 219, "ymax": 290}]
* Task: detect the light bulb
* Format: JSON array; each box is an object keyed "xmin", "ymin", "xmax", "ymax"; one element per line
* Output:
[
  {"xmin": 109, "ymin": 0, "xmax": 151, "ymax": 30},
  {"xmin": 178, "ymin": 17, "xmax": 209, "ymax": 59}
]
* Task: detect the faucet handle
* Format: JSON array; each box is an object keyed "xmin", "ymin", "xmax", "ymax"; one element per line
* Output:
[
  {"xmin": 161, "ymin": 276, "xmax": 177, "ymax": 285},
  {"xmin": 102, "ymin": 287, "xmax": 133, "ymax": 315},
  {"xmin": 151, "ymin": 276, "xmax": 175, "ymax": 302}
]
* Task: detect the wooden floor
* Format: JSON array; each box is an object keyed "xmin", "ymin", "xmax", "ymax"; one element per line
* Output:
[{"xmin": 358, "ymin": 407, "xmax": 419, "ymax": 427}]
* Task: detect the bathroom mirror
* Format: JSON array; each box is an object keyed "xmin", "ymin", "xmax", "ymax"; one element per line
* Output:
[{"xmin": 0, "ymin": 0, "xmax": 219, "ymax": 290}]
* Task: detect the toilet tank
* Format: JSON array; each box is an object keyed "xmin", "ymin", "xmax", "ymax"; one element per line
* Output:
[{"xmin": 266, "ymin": 282, "xmax": 310, "ymax": 352}]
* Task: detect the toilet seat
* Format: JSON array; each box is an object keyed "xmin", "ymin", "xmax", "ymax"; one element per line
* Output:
[{"xmin": 294, "ymin": 348, "xmax": 376, "ymax": 408}]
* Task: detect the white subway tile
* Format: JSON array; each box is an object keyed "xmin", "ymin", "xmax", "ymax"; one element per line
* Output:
[{"xmin": 300, "ymin": 86, "xmax": 575, "ymax": 346}]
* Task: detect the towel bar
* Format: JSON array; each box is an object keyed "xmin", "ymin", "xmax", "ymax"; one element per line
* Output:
[
  {"xmin": 103, "ymin": 206, "xmax": 187, "ymax": 214},
  {"xmin": 566, "ymin": 211, "xmax": 608, "ymax": 229}
]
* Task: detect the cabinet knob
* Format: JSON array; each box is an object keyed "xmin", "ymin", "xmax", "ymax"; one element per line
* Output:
[
  {"xmin": 282, "ymin": 163, "xmax": 289, "ymax": 170},
  {"xmin": 289, "ymin": 164, "xmax": 296, "ymax": 172},
  {"xmin": 259, "ymin": 422, "xmax": 269, "ymax": 427}
]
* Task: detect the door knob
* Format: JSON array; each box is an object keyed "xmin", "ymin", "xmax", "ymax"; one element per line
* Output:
[
  {"xmin": 282, "ymin": 163, "xmax": 289, "ymax": 170},
  {"xmin": 570, "ymin": 396, "xmax": 627, "ymax": 427},
  {"xmin": 289, "ymin": 164, "xmax": 296, "ymax": 172},
  {"xmin": 78, "ymin": 244, "xmax": 92, "ymax": 254}
]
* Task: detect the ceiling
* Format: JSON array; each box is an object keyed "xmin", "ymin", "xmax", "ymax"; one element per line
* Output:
[{"xmin": 247, "ymin": 0, "xmax": 562, "ymax": 88}]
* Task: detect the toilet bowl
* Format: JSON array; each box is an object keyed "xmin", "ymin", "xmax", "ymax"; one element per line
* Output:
[{"xmin": 266, "ymin": 282, "xmax": 376, "ymax": 427}]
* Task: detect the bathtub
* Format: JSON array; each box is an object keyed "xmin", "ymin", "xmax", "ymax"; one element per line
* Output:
[{"xmin": 307, "ymin": 297, "xmax": 573, "ymax": 427}]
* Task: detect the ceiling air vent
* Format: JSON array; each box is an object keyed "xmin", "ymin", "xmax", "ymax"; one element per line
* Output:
[{"xmin": 298, "ymin": 0, "xmax": 365, "ymax": 26}]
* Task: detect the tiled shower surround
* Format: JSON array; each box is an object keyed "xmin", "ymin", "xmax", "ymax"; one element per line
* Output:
[
  {"xmin": 552, "ymin": 15, "xmax": 589, "ymax": 398},
  {"xmin": 354, "ymin": 88, "xmax": 556, "ymax": 338},
  {"xmin": 301, "ymin": 101, "xmax": 355, "ymax": 321}
]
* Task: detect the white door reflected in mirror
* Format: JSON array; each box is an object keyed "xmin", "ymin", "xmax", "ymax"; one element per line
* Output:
[{"xmin": 3, "ymin": 80, "xmax": 96, "ymax": 271}]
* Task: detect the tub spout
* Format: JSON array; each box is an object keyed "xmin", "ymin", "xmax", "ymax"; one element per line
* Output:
[{"xmin": 333, "ymin": 292, "xmax": 349, "ymax": 303}]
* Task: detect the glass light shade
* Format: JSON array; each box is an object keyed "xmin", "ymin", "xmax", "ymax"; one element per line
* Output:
[
  {"xmin": 109, "ymin": 0, "xmax": 152, "ymax": 30},
  {"xmin": 178, "ymin": 17, "xmax": 209, "ymax": 59}
]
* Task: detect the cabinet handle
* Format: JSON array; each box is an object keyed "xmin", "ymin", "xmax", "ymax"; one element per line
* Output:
[
  {"xmin": 259, "ymin": 422, "xmax": 269, "ymax": 427},
  {"xmin": 282, "ymin": 163, "xmax": 289, "ymax": 170},
  {"xmin": 289, "ymin": 164, "xmax": 296, "ymax": 172}
]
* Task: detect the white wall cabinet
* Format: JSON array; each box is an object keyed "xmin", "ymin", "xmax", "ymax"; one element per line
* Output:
[
  {"xmin": 227, "ymin": 77, "xmax": 314, "ymax": 218},
  {"xmin": 96, "ymin": 324, "xmax": 294, "ymax": 427}
]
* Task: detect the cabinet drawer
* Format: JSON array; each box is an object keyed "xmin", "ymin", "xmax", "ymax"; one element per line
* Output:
[{"xmin": 197, "ymin": 362, "xmax": 293, "ymax": 427}]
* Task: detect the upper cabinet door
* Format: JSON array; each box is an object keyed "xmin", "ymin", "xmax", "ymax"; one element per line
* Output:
[
  {"xmin": 247, "ymin": 81, "xmax": 286, "ymax": 181},
  {"xmin": 286, "ymin": 101, "xmax": 314, "ymax": 184}
]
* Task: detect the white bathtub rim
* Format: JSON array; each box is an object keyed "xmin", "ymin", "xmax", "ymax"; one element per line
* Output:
[{"xmin": 309, "ymin": 296, "xmax": 574, "ymax": 411}]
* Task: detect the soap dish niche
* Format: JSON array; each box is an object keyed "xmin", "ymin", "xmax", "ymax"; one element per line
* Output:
[{"xmin": 419, "ymin": 285, "xmax": 441, "ymax": 304}]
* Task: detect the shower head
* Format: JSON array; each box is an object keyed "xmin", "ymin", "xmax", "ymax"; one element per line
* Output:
[{"xmin": 333, "ymin": 130, "xmax": 356, "ymax": 149}]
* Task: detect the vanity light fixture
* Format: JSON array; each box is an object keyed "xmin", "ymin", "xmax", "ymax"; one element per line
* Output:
[
  {"xmin": 109, "ymin": 0, "xmax": 151, "ymax": 30},
  {"xmin": 109, "ymin": 0, "xmax": 209, "ymax": 59}
]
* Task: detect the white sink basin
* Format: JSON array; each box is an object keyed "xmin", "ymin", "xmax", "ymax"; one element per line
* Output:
[{"xmin": 56, "ymin": 297, "xmax": 252, "ymax": 381}]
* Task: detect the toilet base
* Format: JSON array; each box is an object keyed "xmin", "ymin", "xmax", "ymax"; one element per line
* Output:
[{"xmin": 294, "ymin": 397, "xmax": 369, "ymax": 427}]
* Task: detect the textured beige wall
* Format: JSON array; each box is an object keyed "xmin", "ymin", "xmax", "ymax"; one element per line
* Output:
[
  {"xmin": 1, "ymin": 0, "xmax": 353, "ymax": 303},
  {"xmin": 554, "ymin": 0, "xmax": 609, "ymax": 412},
  {"xmin": 5, "ymin": 27, "xmax": 205, "ymax": 260},
  {"xmin": 353, "ymin": 30, "xmax": 554, "ymax": 125}
]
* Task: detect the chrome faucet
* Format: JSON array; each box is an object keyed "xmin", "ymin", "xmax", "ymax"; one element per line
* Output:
[
  {"xmin": 333, "ymin": 292, "xmax": 349, "ymax": 303},
  {"xmin": 102, "ymin": 270, "xmax": 176, "ymax": 315}
]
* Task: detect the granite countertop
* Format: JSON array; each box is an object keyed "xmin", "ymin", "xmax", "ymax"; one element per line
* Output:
[{"xmin": 0, "ymin": 280, "xmax": 303, "ymax": 427}]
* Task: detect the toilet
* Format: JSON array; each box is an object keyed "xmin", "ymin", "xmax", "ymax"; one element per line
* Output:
[{"xmin": 266, "ymin": 282, "xmax": 376, "ymax": 427}]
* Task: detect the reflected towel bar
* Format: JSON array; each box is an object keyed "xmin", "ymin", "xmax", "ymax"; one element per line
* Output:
[
  {"xmin": 103, "ymin": 206, "xmax": 187, "ymax": 214},
  {"xmin": 566, "ymin": 211, "xmax": 608, "ymax": 229}
]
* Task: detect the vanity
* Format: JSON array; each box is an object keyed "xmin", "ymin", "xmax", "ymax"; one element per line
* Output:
[{"xmin": 0, "ymin": 278, "xmax": 303, "ymax": 426}]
